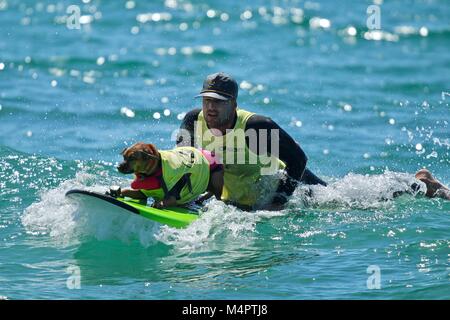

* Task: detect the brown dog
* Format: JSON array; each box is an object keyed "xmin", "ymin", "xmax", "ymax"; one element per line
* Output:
[
  {"xmin": 117, "ymin": 142, "xmax": 160, "ymax": 176},
  {"xmin": 116, "ymin": 142, "xmax": 223, "ymax": 208},
  {"xmin": 116, "ymin": 142, "xmax": 174, "ymax": 208}
]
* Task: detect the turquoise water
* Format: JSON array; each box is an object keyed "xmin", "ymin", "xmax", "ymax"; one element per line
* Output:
[{"xmin": 1, "ymin": 0, "xmax": 449, "ymax": 299}]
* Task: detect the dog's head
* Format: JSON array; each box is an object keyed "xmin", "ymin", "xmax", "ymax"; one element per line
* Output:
[{"xmin": 117, "ymin": 142, "xmax": 160, "ymax": 175}]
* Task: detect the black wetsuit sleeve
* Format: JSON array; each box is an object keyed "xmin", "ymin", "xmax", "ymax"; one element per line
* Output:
[
  {"xmin": 245, "ymin": 114, "xmax": 308, "ymax": 183},
  {"xmin": 176, "ymin": 108, "xmax": 201, "ymax": 147},
  {"xmin": 245, "ymin": 114, "xmax": 313, "ymax": 203}
]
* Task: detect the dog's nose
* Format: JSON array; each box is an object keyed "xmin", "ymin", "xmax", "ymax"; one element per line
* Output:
[{"xmin": 117, "ymin": 162, "xmax": 129, "ymax": 173}]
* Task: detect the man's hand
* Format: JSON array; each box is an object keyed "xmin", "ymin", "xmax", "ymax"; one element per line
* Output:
[{"xmin": 152, "ymin": 196, "xmax": 177, "ymax": 209}]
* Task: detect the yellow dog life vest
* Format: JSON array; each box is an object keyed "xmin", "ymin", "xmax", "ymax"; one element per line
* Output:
[
  {"xmin": 195, "ymin": 108, "xmax": 286, "ymax": 208},
  {"xmin": 139, "ymin": 147, "xmax": 210, "ymax": 205}
]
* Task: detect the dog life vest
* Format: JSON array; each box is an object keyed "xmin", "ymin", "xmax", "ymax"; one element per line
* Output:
[
  {"xmin": 195, "ymin": 108, "xmax": 286, "ymax": 208},
  {"xmin": 136, "ymin": 147, "xmax": 210, "ymax": 205}
]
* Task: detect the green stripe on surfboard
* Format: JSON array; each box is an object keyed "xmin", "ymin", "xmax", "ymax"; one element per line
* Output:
[
  {"xmin": 65, "ymin": 189, "xmax": 199, "ymax": 229},
  {"xmin": 116, "ymin": 197, "xmax": 199, "ymax": 228}
]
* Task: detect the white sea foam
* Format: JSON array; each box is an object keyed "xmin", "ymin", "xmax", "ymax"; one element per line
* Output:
[
  {"xmin": 21, "ymin": 170, "xmax": 426, "ymax": 249},
  {"xmin": 21, "ymin": 172, "xmax": 159, "ymax": 247},
  {"xmin": 21, "ymin": 169, "xmax": 285, "ymax": 250},
  {"xmin": 291, "ymin": 171, "xmax": 425, "ymax": 210}
]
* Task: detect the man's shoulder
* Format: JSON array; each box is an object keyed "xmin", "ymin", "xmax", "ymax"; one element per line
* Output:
[
  {"xmin": 245, "ymin": 111, "xmax": 278, "ymax": 130},
  {"xmin": 185, "ymin": 108, "xmax": 201, "ymax": 119},
  {"xmin": 177, "ymin": 109, "xmax": 201, "ymax": 145}
]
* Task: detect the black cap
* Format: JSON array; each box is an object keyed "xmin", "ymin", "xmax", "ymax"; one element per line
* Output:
[{"xmin": 196, "ymin": 72, "xmax": 238, "ymax": 101}]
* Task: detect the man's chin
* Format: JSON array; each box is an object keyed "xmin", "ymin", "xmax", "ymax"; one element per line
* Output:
[
  {"xmin": 206, "ymin": 118, "xmax": 223, "ymax": 129},
  {"xmin": 207, "ymin": 123, "xmax": 217, "ymax": 129}
]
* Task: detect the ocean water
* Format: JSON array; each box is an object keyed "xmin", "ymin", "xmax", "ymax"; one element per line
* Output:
[{"xmin": 0, "ymin": 0, "xmax": 449, "ymax": 299}]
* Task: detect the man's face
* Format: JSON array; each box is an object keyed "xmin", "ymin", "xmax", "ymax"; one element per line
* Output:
[{"xmin": 202, "ymin": 97, "xmax": 236, "ymax": 129}]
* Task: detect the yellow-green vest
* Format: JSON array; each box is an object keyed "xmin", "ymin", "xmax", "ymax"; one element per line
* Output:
[
  {"xmin": 140, "ymin": 147, "xmax": 210, "ymax": 205},
  {"xmin": 195, "ymin": 109, "xmax": 286, "ymax": 207}
]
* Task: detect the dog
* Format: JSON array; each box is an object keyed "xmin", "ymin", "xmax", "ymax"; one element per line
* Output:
[{"xmin": 116, "ymin": 142, "xmax": 223, "ymax": 209}]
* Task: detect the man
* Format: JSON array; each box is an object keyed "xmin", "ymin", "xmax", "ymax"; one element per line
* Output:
[{"xmin": 176, "ymin": 72, "xmax": 327, "ymax": 210}]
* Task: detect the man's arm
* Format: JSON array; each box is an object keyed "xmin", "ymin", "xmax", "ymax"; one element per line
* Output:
[
  {"xmin": 246, "ymin": 114, "xmax": 327, "ymax": 201},
  {"xmin": 245, "ymin": 114, "xmax": 308, "ymax": 183},
  {"xmin": 176, "ymin": 109, "xmax": 201, "ymax": 147}
]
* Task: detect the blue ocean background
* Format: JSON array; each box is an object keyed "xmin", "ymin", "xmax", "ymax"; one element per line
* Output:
[{"xmin": 0, "ymin": 0, "xmax": 449, "ymax": 299}]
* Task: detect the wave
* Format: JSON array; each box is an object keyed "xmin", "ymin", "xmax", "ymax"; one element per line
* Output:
[
  {"xmin": 0, "ymin": 104, "xmax": 176, "ymax": 121},
  {"xmin": 292, "ymin": 171, "xmax": 425, "ymax": 210},
  {"xmin": 20, "ymin": 167, "xmax": 430, "ymax": 250}
]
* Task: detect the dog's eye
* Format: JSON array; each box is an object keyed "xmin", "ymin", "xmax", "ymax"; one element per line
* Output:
[{"xmin": 125, "ymin": 155, "xmax": 137, "ymax": 161}]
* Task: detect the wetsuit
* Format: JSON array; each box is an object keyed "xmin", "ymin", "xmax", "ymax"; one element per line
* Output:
[{"xmin": 176, "ymin": 108, "xmax": 327, "ymax": 205}]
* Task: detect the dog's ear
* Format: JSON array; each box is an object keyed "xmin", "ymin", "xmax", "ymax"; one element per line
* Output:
[
  {"xmin": 144, "ymin": 143, "xmax": 159, "ymax": 160},
  {"xmin": 139, "ymin": 151, "xmax": 159, "ymax": 161}
]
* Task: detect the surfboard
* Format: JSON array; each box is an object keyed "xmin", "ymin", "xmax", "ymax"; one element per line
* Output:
[{"xmin": 65, "ymin": 189, "xmax": 199, "ymax": 228}]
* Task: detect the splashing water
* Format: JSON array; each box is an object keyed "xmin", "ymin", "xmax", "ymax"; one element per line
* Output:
[
  {"xmin": 21, "ymin": 169, "xmax": 428, "ymax": 251},
  {"xmin": 293, "ymin": 171, "xmax": 426, "ymax": 210}
]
